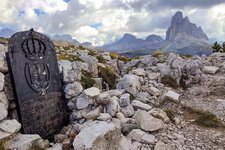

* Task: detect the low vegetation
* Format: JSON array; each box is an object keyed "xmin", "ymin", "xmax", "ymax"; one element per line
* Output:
[
  {"xmin": 57, "ymin": 54, "xmax": 83, "ymax": 62},
  {"xmin": 161, "ymin": 75, "xmax": 178, "ymax": 89},
  {"xmin": 81, "ymin": 71, "xmax": 96, "ymax": 89},
  {"xmin": 98, "ymin": 66, "xmax": 117, "ymax": 89},
  {"xmin": 165, "ymin": 109, "xmax": 176, "ymax": 123},
  {"xmin": 212, "ymin": 42, "xmax": 225, "ymax": 53},
  {"xmin": 183, "ymin": 106, "xmax": 225, "ymax": 128},
  {"xmin": 96, "ymin": 55, "xmax": 106, "ymax": 64},
  {"xmin": 0, "ymin": 38, "xmax": 8, "ymax": 45},
  {"xmin": 0, "ymin": 141, "xmax": 5, "ymax": 150}
]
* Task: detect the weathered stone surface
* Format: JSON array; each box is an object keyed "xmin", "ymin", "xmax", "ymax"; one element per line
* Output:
[
  {"xmin": 96, "ymin": 92, "xmax": 111, "ymax": 104},
  {"xmin": 83, "ymin": 87, "xmax": 100, "ymax": 97},
  {"xmin": 136, "ymin": 92, "xmax": 151, "ymax": 103},
  {"xmin": 134, "ymin": 110, "xmax": 164, "ymax": 132},
  {"xmin": 121, "ymin": 104, "xmax": 135, "ymax": 117},
  {"xmin": 154, "ymin": 141, "xmax": 171, "ymax": 150},
  {"xmin": 118, "ymin": 93, "xmax": 131, "ymax": 107},
  {"xmin": 0, "ymin": 51, "xmax": 8, "ymax": 73},
  {"xmin": 203, "ymin": 66, "xmax": 219, "ymax": 74},
  {"xmin": 106, "ymin": 96, "xmax": 120, "ymax": 117},
  {"xmin": 0, "ymin": 102, "xmax": 7, "ymax": 121},
  {"xmin": 0, "ymin": 72, "xmax": 4, "ymax": 91},
  {"xmin": 149, "ymin": 108, "xmax": 170, "ymax": 123},
  {"xmin": 47, "ymin": 143, "xmax": 63, "ymax": 150},
  {"xmin": 132, "ymin": 100, "xmax": 152, "ymax": 111},
  {"xmin": 108, "ymin": 89, "xmax": 124, "ymax": 97},
  {"xmin": 165, "ymin": 90, "xmax": 180, "ymax": 103},
  {"xmin": 76, "ymin": 96, "xmax": 89, "ymax": 109},
  {"xmin": 117, "ymin": 136, "xmax": 134, "ymax": 150},
  {"xmin": 0, "ymin": 92, "xmax": 8, "ymax": 108},
  {"xmin": 70, "ymin": 108, "xmax": 91, "ymax": 120},
  {"xmin": 84, "ymin": 106, "xmax": 102, "ymax": 119},
  {"xmin": 4, "ymin": 133, "xmax": 43, "ymax": 150},
  {"xmin": 97, "ymin": 113, "xmax": 112, "ymax": 121},
  {"xmin": 80, "ymin": 54, "xmax": 98, "ymax": 77},
  {"xmin": 0, "ymin": 119, "xmax": 21, "ymax": 139},
  {"xmin": 131, "ymin": 68, "xmax": 145, "ymax": 76},
  {"xmin": 127, "ymin": 129, "xmax": 155, "ymax": 144},
  {"xmin": 148, "ymin": 72, "xmax": 160, "ymax": 80},
  {"xmin": 64, "ymin": 82, "xmax": 83, "ymax": 99},
  {"xmin": 116, "ymin": 112, "xmax": 126, "ymax": 120},
  {"xmin": 148, "ymin": 86, "xmax": 161, "ymax": 96},
  {"xmin": 117, "ymin": 74, "xmax": 141, "ymax": 96},
  {"xmin": 73, "ymin": 121, "xmax": 121, "ymax": 150}
]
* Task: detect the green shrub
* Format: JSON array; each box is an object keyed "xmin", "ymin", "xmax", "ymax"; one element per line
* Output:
[
  {"xmin": 0, "ymin": 38, "xmax": 8, "ymax": 45},
  {"xmin": 96, "ymin": 55, "xmax": 106, "ymax": 64},
  {"xmin": 78, "ymin": 45, "xmax": 86, "ymax": 50},
  {"xmin": 98, "ymin": 66, "xmax": 117, "ymax": 89},
  {"xmin": 57, "ymin": 54, "xmax": 82, "ymax": 62},
  {"xmin": 88, "ymin": 50, "xmax": 97, "ymax": 56},
  {"xmin": 81, "ymin": 71, "xmax": 96, "ymax": 89},
  {"xmin": 118, "ymin": 56, "xmax": 130, "ymax": 62},
  {"xmin": 109, "ymin": 52, "xmax": 119, "ymax": 59}
]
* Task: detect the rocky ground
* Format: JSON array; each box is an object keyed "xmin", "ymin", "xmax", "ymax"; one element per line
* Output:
[{"xmin": 0, "ymin": 40, "xmax": 225, "ymax": 150}]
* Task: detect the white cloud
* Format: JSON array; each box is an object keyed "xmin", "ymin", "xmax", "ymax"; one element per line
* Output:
[{"xmin": 0, "ymin": 0, "xmax": 225, "ymax": 45}]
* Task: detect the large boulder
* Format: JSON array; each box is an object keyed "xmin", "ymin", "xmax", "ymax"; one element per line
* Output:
[
  {"xmin": 117, "ymin": 74, "xmax": 141, "ymax": 96},
  {"xmin": 134, "ymin": 110, "xmax": 164, "ymax": 132},
  {"xmin": 73, "ymin": 121, "xmax": 121, "ymax": 150}
]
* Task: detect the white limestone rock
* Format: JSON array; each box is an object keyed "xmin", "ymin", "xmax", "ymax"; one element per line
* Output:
[
  {"xmin": 118, "ymin": 93, "xmax": 131, "ymax": 107},
  {"xmin": 148, "ymin": 86, "xmax": 161, "ymax": 96},
  {"xmin": 73, "ymin": 121, "xmax": 121, "ymax": 150},
  {"xmin": 121, "ymin": 104, "xmax": 135, "ymax": 117},
  {"xmin": 106, "ymin": 96, "xmax": 120, "ymax": 117},
  {"xmin": 0, "ymin": 92, "xmax": 8, "ymax": 109},
  {"xmin": 84, "ymin": 106, "xmax": 102, "ymax": 119},
  {"xmin": 165, "ymin": 90, "xmax": 180, "ymax": 103},
  {"xmin": 117, "ymin": 135, "xmax": 135, "ymax": 150},
  {"xmin": 0, "ymin": 51, "xmax": 8, "ymax": 73},
  {"xmin": 134, "ymin": 110, "xmax": 164, "ymax": 132},
  {"xmin": 117, "ymin": 74, "xmax": 141, "ymax": 96},
  {"xmin": 149, "ymin": 108, "xmax": 170, "ymax": 123},
  {"xmin": 64, "ymin": 82, "xmax": 83, "ymax": 99},
  {"xmin": 0, "ymin": 72, "xmax": 4, "ymax": 91},
  {"xmin": 4, "ymin": 133, "xmax": 42, "ymax": 150},
  {"xmin": 96, "ymin": 91, "xmax": 111, "ymax": 104},
  {"xmin": 83, "ymin": 87, "xmax": 100, "ymax": 98},
  {"xmin": 0, "ymin": 102, "xmax": 7, "ymax": 121},
  {"xmin": 127, "ymin": 129, "xmax": 155, "ymax": 144},
  {"xmin": 131, "ymin": 68, "xmax": 145, "ymax": 76},
  {"xmin": 76, "ymin": 97, "xmax": 89, "ymax": 109},
  {"xmin": 203, "ymin": 66, "xmax": 219, "ymax": 74},
  {"xmin": 97, "ymin": 113, "xmax": 112, "ymax": 121},
  {"xmin": 132, "ymin": 100, "xmax": 152, "ymax": 111},
  {"xmin": 148, "ymin": 72, "xmax": 160, "ymax": 80},
  {"xmin": 0, "ymin": 119, "xmax": 21, "ymax": 140}
]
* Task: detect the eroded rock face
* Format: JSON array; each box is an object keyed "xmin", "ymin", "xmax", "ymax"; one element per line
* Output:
[
  {"xmin": 64, "ymin": 82, "xmax": 83, "ymax": 99},
  {"xmin": 73, "ymin": 121, "xmax": 121, "ymax": 150},
  {"xmin": 117, "ymin": 74, "xmax": 141, "ymax": 96}
]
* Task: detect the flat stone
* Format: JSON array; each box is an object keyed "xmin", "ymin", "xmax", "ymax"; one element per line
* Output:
[
  {"xmin": 84, "ymin": 106, "xmax": 102, "ymax": 119},
  {"xmin": 83, "ymin": 87, "xmax": 100, "ymax": 97},
  {"xmin": 4, "ymin": 133, "xmax": 42, "ymax": 150},
  {"xmin": 0, "ymin": 119, "xmax": 21, "ymax": 135},
  {"xmin": 117, "ymin": 136, "xmax": 134, "ymax": 150},
  {"xmin": 132, "ymin": 100, "xmax": 152, "ymax": 111},
  {"xmin": 148, "ymin": 86, "xmax": 161, "ymax": 96},
  {"xmin": 149, "ymin": 108, "xmax": 170, "ymax": 123},
  {"xmin": 131, "ymin": 68, "xmax": 145, "ymax": 76},
  {"xmin": 0, "ymin": 72, "xmax": 4, "ymax": 91},
  {"xmin": 106, "ymin": 96, "xmax": 120, "ymax": 117},
  {"xmin": 116, "ymin": 112, "xmax": 126, "ymax": 120},
  {"xmin": 96, "ymin": 92, "xmax": 111, "ymax": 104},
  {"xmin": 76, "ymin": 97, "xmax": 89, "ymax": 109},
  {"xmin": 73, "ymin": 121, "xmax": 121, "ymax": 150},
  {"xmin": 127, "ymin": 129, "xmax": 155, "ymax": 144},
  {"xmin": 0, "ymin": 102, "xmax": 7, "ymax": 121},
  {"xmin": 134, "ymin": 110, "xmax": 164, "ymax": 132},
  {"xmin": 203, "ymin": 66, "xmax": 219, "ymax": 74},
  {"xmin": 108, "ymin": 89, "xmax": 124, "ymax": 97},
  {"xmin": 165, "ymin": 90, "xmax": 180, "ymax": 103},
  {"xmin": 121, "ymin": 104, "xmax": 135, "ymax": 117},
  {"xmin": 97, "ymin": 113, "xmax": 112, "ymax": 121},
  {"xmin": 148, "ymin": 73, "xmax": 160, "ymax": 80},
  {"xmin": 64, "ymin": 82, "xmax": 83, "ymax": 99},
  {"xmin": 118, "ymin": 93, "xmax": 131, "ymax": 107},
  {"xmin": 0, "ymin": 92, "xmax": 8, "ymax": 108}
]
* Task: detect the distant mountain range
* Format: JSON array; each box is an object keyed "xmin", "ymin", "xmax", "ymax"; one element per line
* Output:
[
  {"xmin": 103, "ymin": 11, "xmax": 212, "ymax": 56},
  {"xmin": 0, "ymin": 11, "xmax": 214, "ymax": 56}
]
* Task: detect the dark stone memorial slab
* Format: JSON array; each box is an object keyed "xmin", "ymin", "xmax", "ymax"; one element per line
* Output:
[{"xmin": 6, "ymin": 29, "xmax": 67, "ymax": 138}]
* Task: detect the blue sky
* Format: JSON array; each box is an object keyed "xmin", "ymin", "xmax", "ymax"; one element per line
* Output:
[{"xmin": 0, "ymin": 0, "xmax": 225, "ymax": 46}]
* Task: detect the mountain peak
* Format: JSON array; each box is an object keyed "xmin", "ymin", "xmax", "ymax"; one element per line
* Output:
[
  {"xmin": 121, "ymin": 33, "xmax": 136, "ymax": 41},
  {"xmin": 166, "ymin": 11, "xmax": 208, "ymax": 42}
]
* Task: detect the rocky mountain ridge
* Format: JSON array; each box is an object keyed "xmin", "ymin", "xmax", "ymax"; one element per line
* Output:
[{"xmin": 0, "ymin": 41, "xmax": 225, "ymax": 149}]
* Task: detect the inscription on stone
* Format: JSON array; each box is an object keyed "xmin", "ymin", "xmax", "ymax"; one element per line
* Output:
[{"xmin": 6, "ymin": 29, "xmax": 67, "ymax": 138}]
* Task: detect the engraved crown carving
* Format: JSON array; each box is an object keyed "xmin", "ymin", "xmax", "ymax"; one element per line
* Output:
[{"xmin": 22, "ymin": 37, "xmax": 46, "ymax": 60}]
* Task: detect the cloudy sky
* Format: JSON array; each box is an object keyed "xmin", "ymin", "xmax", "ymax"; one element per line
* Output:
[{"xmin": 0, "ymin": 0, "xmax": 225, "ymax": 45}]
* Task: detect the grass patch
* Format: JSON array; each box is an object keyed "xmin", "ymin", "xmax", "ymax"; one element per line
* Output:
[
  {"xmin": 98, "ymin": 66, "xmax": 117, "ymax": 89},
  {"xmin": 165, "ymin": 109, "xmax": 176, "ymax": 123},
  {"xmin": 78, "ymin": 45, "xmax": 86, "ymax": 50},
  {"xmin": 118, "ymin": 56, "xmax": 130, "ymax": 63},
  {"xmin": 109, "ymin": 52, "xmax": 119, "ymax": 59},
  {"xmin": 81, "ymin": 71, "xmax": 96, "ymax": 89},
  {"xmin": 96, "ymin": 55, "xmax": 106, "ymax": 64},
  {"xmin": 183, "ymin": 106, "xmax": 225, "ymax": 128},
  {"xmin": 161, "ymin": 75, "xmax": 178, "ymax": 89},
  {"xmin": 88, "ymin": 50, "xmax": 97, "ymax": 56},
  {"xmin": 0, "ymin": 38, "xmax": 8, "ymax": 45},
  {"xmin": 57, "ymin": 54, "xmax": 83, "ymax": 62},
  {"xmin": 180, "ymin": 54, "xmax": 193, "ymax": 59},
  {"xmin": 28, "ymin": 144, "xmax": 45, "ymax": 150},
  {"xmin": 0, "ymin": 141, "xmax": 5, "ymax": 150},
  {"xmin": 152, "ymin": 51, "xmax": 163, "ymax": 58}
]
